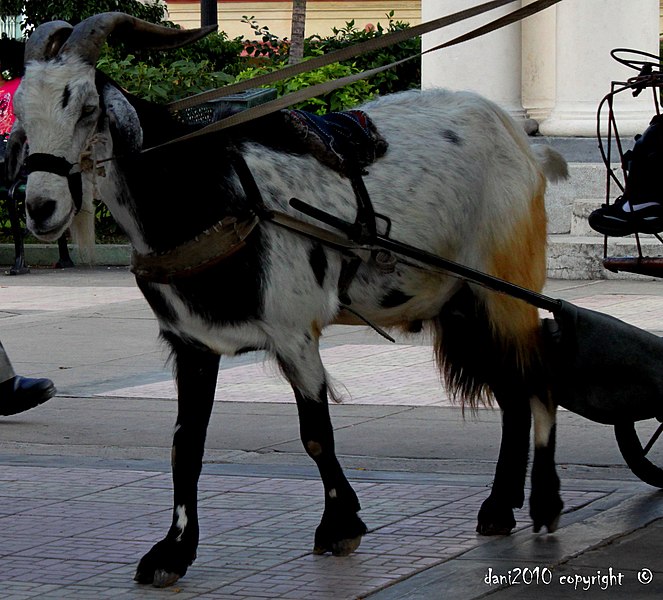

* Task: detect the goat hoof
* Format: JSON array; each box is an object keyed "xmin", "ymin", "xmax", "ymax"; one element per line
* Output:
[
  {"xmin": 54, "ymin": 258, "xmax": 75, "ymax": 269},
  {"xmin": 134, "ymin": 539, "xmax": 194, "ymax": 587},
  {"xmin": 314, "ymin": 535, "xmax": 363, "ymax": 556},
  {"xmin": 313, "ymin": 512, "xmax": 367, "ymax": 555},
  {"xmin": 476, "ymin": 497, "xmax": 516, "ymax": 536},
  {"xmin": 531, "ymin": 498, "xmax": 563, "ymax": 534},
  {"xmin": 530, "ymin": 493, "xmax": 564, "ymax": 533},
  {"xmin": 476, "ymin": 521, "xmax": 514, "ymax": 536},
  {"xmin": 533, "ymin": 513, "xmax": 561, "ymax": 534},
  {"xmin": 151, "ymin": 569, "xmax": 181, "ymax": 588}
]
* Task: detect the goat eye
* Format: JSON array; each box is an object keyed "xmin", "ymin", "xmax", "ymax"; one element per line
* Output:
[{"xmin": 80, "ymin": 104, "xmax": 97, "ymax": 119}]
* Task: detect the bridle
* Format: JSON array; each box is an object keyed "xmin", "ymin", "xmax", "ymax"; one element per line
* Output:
[
  {"xmin": 23, "ymin": 152, "xmax": 84, "ymax": 214},
  {"xmin": 21, "ymin": 102, "xmax": 111, "ymax": 216}
]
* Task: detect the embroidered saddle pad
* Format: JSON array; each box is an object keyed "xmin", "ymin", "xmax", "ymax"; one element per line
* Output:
[{"xmin": 280, "ymin": 109, "xmax": 389, "ymax": 175}]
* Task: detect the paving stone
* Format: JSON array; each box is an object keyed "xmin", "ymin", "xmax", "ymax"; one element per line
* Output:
[
  {"xmin": 0, "ymin": 464, "xmax": 611, "ymax": 598},
  {"xmin": 1, "ymin": 271, "xmax": 658, "ymax": 598}
]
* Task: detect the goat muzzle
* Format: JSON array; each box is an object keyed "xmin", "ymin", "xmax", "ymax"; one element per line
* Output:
[{"xmin": 24, "ymin": 153, "xmax": 83, "ymax": 214}]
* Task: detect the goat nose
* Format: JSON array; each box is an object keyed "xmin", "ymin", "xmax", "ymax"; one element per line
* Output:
[{"xmin": 27, "ymin": 198, "xmax": 57, "ymax": 224}]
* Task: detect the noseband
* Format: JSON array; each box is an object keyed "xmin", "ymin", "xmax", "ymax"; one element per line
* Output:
[{"xmin": 24, "ymin": 153, "xmax": 83, "ymax": 214}]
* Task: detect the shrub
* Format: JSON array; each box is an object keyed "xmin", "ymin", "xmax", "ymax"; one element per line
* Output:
[
  {"xmin": 240, "ymin": 15, "xmax": 290, "ymax": 62},
  {"xmin": 97, "ymin": 52, "xmax": 234, "ymax": 103},
  {"xmin": 231, "ymin": 12, "xmax": 420, "ymax": 115},
  {"xmin": 306, "ymin": 11, "xmax": 421, "ymax": 96},
  {"xmin": 103, "ymin": 30, "xmax": 247, "ymax": 81},
  {"xmin": 234, "ymin": 59, "xmax": 376, "ymax": 114}
]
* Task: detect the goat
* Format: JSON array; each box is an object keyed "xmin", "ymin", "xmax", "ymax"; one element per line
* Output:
[{"xmin": 11, "ymin": 13, "xmax": 568, "ymax": 587}]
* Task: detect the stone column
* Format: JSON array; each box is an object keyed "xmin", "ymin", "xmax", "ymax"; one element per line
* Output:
[
  {"xmin": 539, "ymin": 0, "xmax": 659, "ymax": 137},
  {"xmin": 421, "ymin": 0, "xmax": 528, "ymax": 123},
  {"xmin": 522, "ymin": 0, "xmax": 556, "ymax": 122}
]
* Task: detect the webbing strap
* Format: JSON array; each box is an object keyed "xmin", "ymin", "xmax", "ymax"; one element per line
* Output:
[
  {"xmin": 147, "ymin": 0, "xmax": 561, "ymax": 153},
  {"xmin": 24, "ymin": 152, "xmax": 83, "ymax": 213},
  {"xmin": 167, "ymin": 0, "xmax": 520, "ymax": 112},
  {"xmin": 24, "ymin": 153, "xmax": 75, "ymax": 178}
]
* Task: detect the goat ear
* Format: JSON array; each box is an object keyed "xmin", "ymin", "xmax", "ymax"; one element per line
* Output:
[
  {"xmin": 102, "ymin": 84, "xmax": 143, "ymax": 154},
  {"xmin": 24, "ymin": 21, "xmax": 73, "ymax": 62},
  {"xmin": 61, "ymin": 12, "xmax": 216, "ymax": 65},
  {"xmin": 5, "ymin": 122, "xmax": 28, "ymax": 184}
]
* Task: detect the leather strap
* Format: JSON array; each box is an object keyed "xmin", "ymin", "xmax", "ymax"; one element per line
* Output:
[
  {"xmin": 24, "ymin": 152, "xmax": 83, "ymax": 213},
  {"xmin": 167, "ymin": 0, "xmax": 521, "ymax": 112},
  {"xmin": 131, "ymin": 215, "xmax": 260, "ymax": 282},
  {"xmin": 148, "ymin": 0, "xmax": 561, "ymax": 153}
]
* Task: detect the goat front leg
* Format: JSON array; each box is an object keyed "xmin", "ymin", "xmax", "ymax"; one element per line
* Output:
[
  {"xmin": 7, "ymin": 181, "xmax": 29, "ymax": 275},
  {"xmin": 296, "ymin": 386, "xmax": 367, "ymax": 555},
  {"xmin": 278, "ymin": 340, "xmax": 367, "ymax": 556},
  {"xmin": 135, "ymin": 336, "xmax": 220, "ymax": 587}
]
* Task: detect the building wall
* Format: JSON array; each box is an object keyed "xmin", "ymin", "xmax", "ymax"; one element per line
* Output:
[{"xmin": 166, "ymin": 1, "xmax": 421, "ymax": 39}]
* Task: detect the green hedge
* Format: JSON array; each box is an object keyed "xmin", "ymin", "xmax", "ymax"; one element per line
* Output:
[
  {"xmin": 99, "ymin": 12, "xmax": 420, "ymax": 108},
  {"xmin": 1, "ymin": 12, "xmax": 421, "ymax": 243}
]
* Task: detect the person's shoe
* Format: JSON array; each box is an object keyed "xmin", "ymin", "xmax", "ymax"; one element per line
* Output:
[
  {"xmin": 0, "ymin": 376, "xmax": 56, "ymax": 416},
  {"xmin": 588, "ymin": 196, "xmax": 663, "ymax": 236}
]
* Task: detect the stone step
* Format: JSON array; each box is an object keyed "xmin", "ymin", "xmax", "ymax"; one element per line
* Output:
[
  {"xmin": 571, "ymin": 198, "xmax": 604, "ymax": 236},
  {"xmin": 547, "ymin": 234, "xmax": 663, "ymax": 280},
  {"xmin": 544, "ymin": 163, "xmax": 611, "ymax": 235}
]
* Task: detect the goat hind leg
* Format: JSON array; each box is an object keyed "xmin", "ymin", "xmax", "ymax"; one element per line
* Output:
[
  {"xmin": 135, "ymin": 337, "xmax": 220, "ymax": 587},
  {"xmin": 529, "ymin": 396, "xmax": 563, "ymax": 533},
  {"xmin": 477, "ymin": 398, "xmax": 531, "ymax": 536}
]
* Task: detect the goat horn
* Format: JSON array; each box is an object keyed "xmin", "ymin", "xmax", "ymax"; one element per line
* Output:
[
  {"xmin": 60, "ymin": 12, "xmax": 217, "ymax": 65},
  {"xmin": 24, "ymin": 21, "xmax": 73, "ymax": 62}
]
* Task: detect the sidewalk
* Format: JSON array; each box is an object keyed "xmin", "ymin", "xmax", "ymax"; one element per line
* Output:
[{"xmin": 1, "ymin": 266, "xmax": 663, "ymax": 599}]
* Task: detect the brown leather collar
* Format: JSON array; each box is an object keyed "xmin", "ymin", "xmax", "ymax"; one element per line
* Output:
[{"xmin": 131, "ymin": 214, "xmax": 260, "ymax": 283}]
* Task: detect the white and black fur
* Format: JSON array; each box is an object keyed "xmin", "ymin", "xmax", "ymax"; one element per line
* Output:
[{"xmin": 11, "ymin": 13, "xmax": 568, "ymax": 588}]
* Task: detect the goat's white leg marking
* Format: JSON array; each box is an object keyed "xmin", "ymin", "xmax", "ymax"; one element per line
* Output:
[
  {"xmin": 529, "ymin": 395, "xmax": 563, "ymax": 533},
  {"xmin": 175, "ymin": 505, "xmax": 188, "ymax": 542},
  {"xmin": 530, "ymin": 396, "xmax": 554, "ymax": 448}
]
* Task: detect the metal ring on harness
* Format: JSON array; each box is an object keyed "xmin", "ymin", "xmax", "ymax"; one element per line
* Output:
[{"xmin": 24, "ymin": 153, "xmax": 83, "ymax": 214}]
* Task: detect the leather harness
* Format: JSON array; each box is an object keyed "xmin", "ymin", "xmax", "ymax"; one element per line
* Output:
[{"xmin": 131, "ymin": 111, "xmax": 389, "ymax": 293}]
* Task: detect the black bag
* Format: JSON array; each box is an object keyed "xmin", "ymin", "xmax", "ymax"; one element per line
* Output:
[
  {"xmin": 621, "ymin": 114, "xmax": 663, "ymax": 205},
  {"xmin": 543, "ymin": 300, "xmax": 663, "ymax": 424}
]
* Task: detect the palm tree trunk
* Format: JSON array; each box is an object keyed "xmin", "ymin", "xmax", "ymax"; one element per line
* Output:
[{"xmin": 289, "ymin": 0, "xmax": 307, "ymax": 64}]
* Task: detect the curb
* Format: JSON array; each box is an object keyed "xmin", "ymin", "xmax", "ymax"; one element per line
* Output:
[{"xmin": 0, "ymin": 243, "xmax": 131, "ymax": 269}]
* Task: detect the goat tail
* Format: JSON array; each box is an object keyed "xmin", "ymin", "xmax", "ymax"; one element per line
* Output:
[
  {"xmin": 532, "ymin": 144, "xmax": 569, "ymax": 183},
  {"xmin": 487, "ymin": 98, "xmax": 568, "ymax": 184}
]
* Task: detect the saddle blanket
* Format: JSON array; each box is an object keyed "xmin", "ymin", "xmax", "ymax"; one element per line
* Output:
[{"xmin": 281, "ymin": 109, "xmax": 389, "ymax": 175}]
